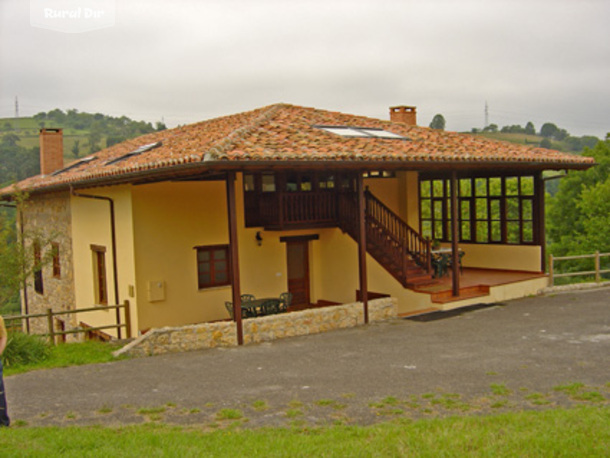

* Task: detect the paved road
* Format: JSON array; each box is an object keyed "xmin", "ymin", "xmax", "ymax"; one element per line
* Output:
[{"xmin": 6, "ymin": 287, "xmax": 610, "ymax": 428}]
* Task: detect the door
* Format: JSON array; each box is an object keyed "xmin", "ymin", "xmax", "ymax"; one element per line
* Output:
[{"xmin": 286, "ymin": 240, "xmax": 310, "ymax": 306}]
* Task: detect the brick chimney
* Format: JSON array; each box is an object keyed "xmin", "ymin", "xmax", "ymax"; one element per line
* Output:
[
  {"xmin": 39, "ymin": 128, "xmax": 64, "ymax": 175},
  {"xmin": 389, "ymin": 106, "xmax": 417, "ymax": 126}
]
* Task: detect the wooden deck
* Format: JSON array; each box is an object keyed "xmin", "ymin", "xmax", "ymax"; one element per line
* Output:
[{"xmin": 412, "ymin": 268, "xmax": 547, "ymax": 304}]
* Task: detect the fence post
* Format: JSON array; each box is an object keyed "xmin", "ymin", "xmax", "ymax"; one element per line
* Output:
[
  {"xmin": 595, "ymin": 251, "xmax": 601, "ymax": 283},
  {"xmin": 46, "ymin": 308, "xmax": 55, "ymax": 346},
  {"xmin": 123, "ymin": 300, "xmax": 132, "ymax": 339},
  {"xmin": 548, "ymin": 254, "xmax": 554, "ymax": 286}
]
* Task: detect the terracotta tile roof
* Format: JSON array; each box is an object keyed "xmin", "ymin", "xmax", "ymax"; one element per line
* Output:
[{"xmin": 1, "ymin": 103, "xmax": 595, "ymax": 195}]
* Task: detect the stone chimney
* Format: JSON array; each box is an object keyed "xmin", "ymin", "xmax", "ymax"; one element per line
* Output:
[
  {"xmin": 389, "ymin": 106, "xmax": 417, "ymax": 126},
  {"xmin": 39, "ymin": 128, "xmax": 64, "ymax": 175}
]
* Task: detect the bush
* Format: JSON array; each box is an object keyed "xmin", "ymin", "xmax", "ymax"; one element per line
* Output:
[{"xmin": 3, "ymin": 332, "xmax": 51, "ymax": 367}]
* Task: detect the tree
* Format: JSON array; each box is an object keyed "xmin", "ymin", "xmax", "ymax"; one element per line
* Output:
[
  {"xmin": 429, "ymin": 114, "xmax": 446, "ymax": 131},
  {"xmin": 71, "ymin": 140, "xmax": 81, "ymax": 158},
  {"xmin": 540, "ymin": 123, "xmax": 559, "ymax": 138},
  {"xmin": 547, "ymin": 138, "xmax": 610, "ymax": 259},
  {"xmin": 525, "ymin": 122, "xmax": 536, "ymax": 135},
  {"xmin": 483, "ymin": 124, "xmax": 498, "ymax": 133}
]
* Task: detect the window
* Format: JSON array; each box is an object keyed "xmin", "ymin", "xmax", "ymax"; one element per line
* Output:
[
  {"xmin": 51, "ymin": 242, "xmax": 61, "ymax": 278},
  {"xmin": 91, "ymin": 245, "xmax": 108, "ymax": 305},
  {"xmin": 33, "ymin": 241, "xmax": 44, "ymax": 294},
  {"xmin": 420, "ymin": 174, "xmax": 537, "ymax": 245},
  {"xmin": 314, "ymin": 125, "xmax": 408, "ymax": 140},
  {"xmin": 195, "ymin": 245, "xmax": 231, "ymax": 289}
]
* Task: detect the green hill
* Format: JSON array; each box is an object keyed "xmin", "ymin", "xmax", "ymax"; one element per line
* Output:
[{"xmin": 0, "ymin": 109, "xmax": 165, "ymax": 186}]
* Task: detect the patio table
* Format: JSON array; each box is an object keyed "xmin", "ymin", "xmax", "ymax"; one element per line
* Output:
[
  {"xmin": 432, "ymin": 248, "xmax": 464, "ymax": 278},
  {"xmin": 241, "ymin": 298, "xmax": 282, "ymax": 317}
]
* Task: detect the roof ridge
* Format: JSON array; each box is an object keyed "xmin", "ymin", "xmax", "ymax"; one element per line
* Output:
[{"xmin": 202, "ymin": 103, "xmax": 287, "ymax": 161}]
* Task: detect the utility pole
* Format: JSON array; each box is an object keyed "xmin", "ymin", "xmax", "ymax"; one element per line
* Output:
[
  {"xmin": 484, "ymin": 100, "xmax": 489, "ymax": 129},
  {"xmin": 14, "ymin": 96, "xmax": 20, "ymax": 131}
]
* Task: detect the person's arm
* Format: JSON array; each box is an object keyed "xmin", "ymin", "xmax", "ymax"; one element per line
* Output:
[{"xmin": 0, "ymin": 335, "xmax": 6, "ymax": 356}]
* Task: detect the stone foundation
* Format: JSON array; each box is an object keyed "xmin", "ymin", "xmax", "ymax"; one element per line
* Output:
[{"xmin": 115, "ymin": 298, "xmax": 397, "ymax": 358}]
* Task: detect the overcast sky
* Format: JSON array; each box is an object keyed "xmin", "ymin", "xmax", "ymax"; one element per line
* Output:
[{"xmin": 1, "ymin": 0, "xmax": 608, "ymax": 137}]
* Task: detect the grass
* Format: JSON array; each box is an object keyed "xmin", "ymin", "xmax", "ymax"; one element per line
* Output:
[
  {"xmin": 0, "ymin": 407, "xmax": 607, "ymax": 456},
  {"xmin": 4, "ymin": 340, "xmax": 126, "ymax": 376}
]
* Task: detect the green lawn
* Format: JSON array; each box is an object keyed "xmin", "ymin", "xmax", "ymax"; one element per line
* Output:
[{"xmin": 0, "ymin": 407, "xmax": 607, "ymax": 456}]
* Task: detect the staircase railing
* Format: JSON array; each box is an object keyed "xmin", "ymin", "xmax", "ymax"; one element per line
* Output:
[
  {"xmin": 337, "ymin": 190, "xmax": 432, "ymax": 284},
  {"xmin": 364, "ymin": 190, "xmax": 432, "ymax": 272}
]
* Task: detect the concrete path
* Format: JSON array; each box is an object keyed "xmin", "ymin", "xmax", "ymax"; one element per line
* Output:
[{"xmin": 6, "ymin": 287, "xmax": 609, "ymax": 428}]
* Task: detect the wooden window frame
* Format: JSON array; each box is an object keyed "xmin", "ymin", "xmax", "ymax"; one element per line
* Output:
[
  {"xmin": 91, "ymin": 245, "xmax": 108, "ymax": 305},
  {"xmin": 195, "ymin": 244, "xmax": 231, "ymax": 290},
  {"xmin": 33, "ymin": 241, "xmax": 44, "ymax": 294},
  {"xmin": 419, "ymin": 173, "xmax": 537, "ymax": 245},
  {"xmin": 51, "ymin": 242, "xmax": 61, "ymax": 278}
]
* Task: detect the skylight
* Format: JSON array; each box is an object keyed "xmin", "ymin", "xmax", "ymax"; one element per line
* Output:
[
  {"xmin": 51, "ymin": 155, "xmax": 96, "ymax": 176},
  {"xmin": 315, "ymin": 125, "xmax": 407, "ymax": 140},
  {"xmin": 105, "ymin": 141, "xmax": 162, "ymax": 166}
]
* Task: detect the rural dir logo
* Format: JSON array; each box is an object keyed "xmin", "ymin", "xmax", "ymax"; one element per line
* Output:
[{"xmin": 30, "ymin": 0, "xmax": 116, "ymax": 33}]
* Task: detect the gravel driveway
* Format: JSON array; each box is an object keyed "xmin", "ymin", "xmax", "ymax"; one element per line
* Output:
[{"xmin": 6, "ymin": 287, "xmax": 609, "ymax": 429}]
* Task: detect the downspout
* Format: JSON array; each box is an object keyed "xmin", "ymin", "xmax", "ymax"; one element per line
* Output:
[
  {"xmin": 1, "ymin": 202, "xmax": 29, "ymax": 331},
  {"xmin": 70, "ymin": 187, "xmax": 122, "ymax": 339}
]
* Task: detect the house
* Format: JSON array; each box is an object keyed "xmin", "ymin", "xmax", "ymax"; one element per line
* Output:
[{"xmin": 0, "ymin": 104, "xmax": 595, "ymax": 343}]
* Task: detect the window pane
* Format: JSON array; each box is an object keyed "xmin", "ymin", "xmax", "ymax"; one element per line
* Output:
[
  {"xmin": 433, "ymin": 180, "xmax": 445, "ymax": 197},
  {"xmin": 198, "ymin": 251, "xmax": 210, "ymax": 262},
  {"xmin": 214, "ymin": 271, "xmax": 227, "ymax": 283},
  {"xmin": 419, "ymin": 222, "xmax": 430, "ymax": 240},
  {"xmin": 489, "ymin": 178, "xmax": 501, "ymax": 196},
  {"xmin": 434, "ymin": 221, "xmax": 443, "ymax": 240},
  {"xmin": 199, "ymin": 273, "xmax": 211, "ymax": 285},
  {"xmin": 421, "ymin": 200, "xmax": 431, "ymax": 219},
  {"xmin": 522, "ymin": 199, "xmax": 533, "ymax": 220},
  {"xmin": 244, "ymin": 174, "xmax": 255, "ymax": 192},
  {"xmin": 507, "ymin": 198, "xmax": 519, "ymax": 220},
  {"xmin": 520, "ymin": 176, "xmax": 534, "ymax": 196},
  {"xmin": 490, "ymin": 199, "xmax": 501, "ymax": 220},
  {"xmin": 262, "ymin": 174, "xmax": 276, "ymax": 192},
  {"xmin": 476, "ymin": 221, "xmax": 488, "ymax": 242},
  {"xmin": 491, "ymin": 221, "xmax": 501, "ymax": 242},
  {"xmin": 215, "ymin": 260, "xmax": 227, "ymax": 272},
  {"xmin": 476, "ymin": 198, "xmax": 487, "ymax": 219},
  {"xmin": 522, "ymin": 222, "xmax": 534, "ymax": 243},
  {"xmin": 506, "ymin": 177, "xmax": 519, "ymax": 196},
  {"xmin": 507, "ymin": 222, "xmax": 520, "ymax": 244},
  {"xmin": 459, "ymin": 179, "xmax": 472, "ymax": 197},
  {"xmin": 420, "ymin": 180, "xmax": 431, "ymax": 198},
  {"xmin": 199, "ymin": 263, "xmax": 210, "ymax": 273},
  {"xmin": 460, "ymin": 200, "xmax": 470, "ymax": 220},
  {"xmin": 300, "ymin": 175, "xmax": 312, "ymax": 191},
  {"xmin": 433, "ymin": 200, "xmax": 443, "ymax": 219},
  {"xmin": 475, "ymin": 178, "xmax": 487, "ymax": 196},
  {"xmin": 213, "ymin": 249, "xmax": 226, "ymax": 260},
  {"xmin": 461, "ymin": 221, "xmax": 471, "ymax": 241}
]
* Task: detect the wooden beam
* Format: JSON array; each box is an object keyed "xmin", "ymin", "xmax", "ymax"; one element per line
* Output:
[
  {"xmin": 356, "ymin": 174, "xmax": 369, "ymax": 323},
  {"xmin": 450, "ymin": 171, "xmax": 460, "ymax": 296},
  {"xmin": 534, "ymin": 171, "xmax": 546, "ymax": 272},
  {"xmin": 226, "ymin": 171, "xmax": 243, "ymax": 345}
]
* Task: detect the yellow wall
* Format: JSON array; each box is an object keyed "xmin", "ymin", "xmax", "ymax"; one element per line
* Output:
[
  {"xmin": 452, "ymin": 243, "xmax": 542, "ymax": 272},
  {"xmin": 71, "ymin": 186, "xmax": 137, "ymax": 337}
]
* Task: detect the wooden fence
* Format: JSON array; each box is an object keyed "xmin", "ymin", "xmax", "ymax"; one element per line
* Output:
[
  {"xmin": 548, "ymin": 251, "xmax": 610, "ymax": 286},
  {"xmin": 4, "ymin": 300, "xmax": 131, "ymax": 345}
]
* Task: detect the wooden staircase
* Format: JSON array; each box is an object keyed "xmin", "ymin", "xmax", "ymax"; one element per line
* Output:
[{"xmin": 338, "ymin": 190, "xmax": 435, "ymax": 289}]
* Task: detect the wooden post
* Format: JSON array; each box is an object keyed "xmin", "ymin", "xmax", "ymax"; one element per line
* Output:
[
  {"xmin": 549, "ymin": 254, "xmax": 554, "ymax": 286},
  {"xmin": 226, "ymin": 171, "xmax": 243, "ymax": 345},
  {"xmin": 450, "ymin": 172, "xmax": 460, "ymax": 297},
  {"xmin": 535, "ymin": 172, "xmax": 546, "ymax": 272},
  {"xmin": 595, "ymin": 251, "xmax": 601, "ymax": 283},
  {"xmin": 357, "ymin": 174, "xmax": 369, "ymax": 324},
  {"xmin": 46, "ymin": 308, "xmax": 55, "ymax": 346},
  {"xmin": 123, "ymin": 300, "xmax": 132, "ymax": 338}
]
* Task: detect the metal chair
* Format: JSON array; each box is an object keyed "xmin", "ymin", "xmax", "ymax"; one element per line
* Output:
[
  {"xmin": 260, "ymin": 299, "xmax": 281, "ymax": 316},
  {"xmin": 279, "ymin": 292, "xmax": 292, "ymax": 312},
  {"xmin": 241, "ymin": 294, "xmax": 255, "ymax": 302},
  {"xmin": 225, "ymin": 301, "xmax": 251, "ymax": 319}
]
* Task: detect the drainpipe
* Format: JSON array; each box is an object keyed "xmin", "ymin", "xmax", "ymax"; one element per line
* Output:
[
  {"xmin": 70, "ymin": 187, "xmax": 121, "ymax": 338},
  {"xmin": 1, "ymin": 202, "xmax": 29, "ymax": 331}
]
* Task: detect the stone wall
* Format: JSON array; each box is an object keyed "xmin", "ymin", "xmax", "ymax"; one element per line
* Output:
[
  {"xmin": 19, "ymin": 192, "xmax": 77, "ymax": 338},
  {"xmin": 115, "ymin": 298, "xmax": 397, "ymax": 358}
]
